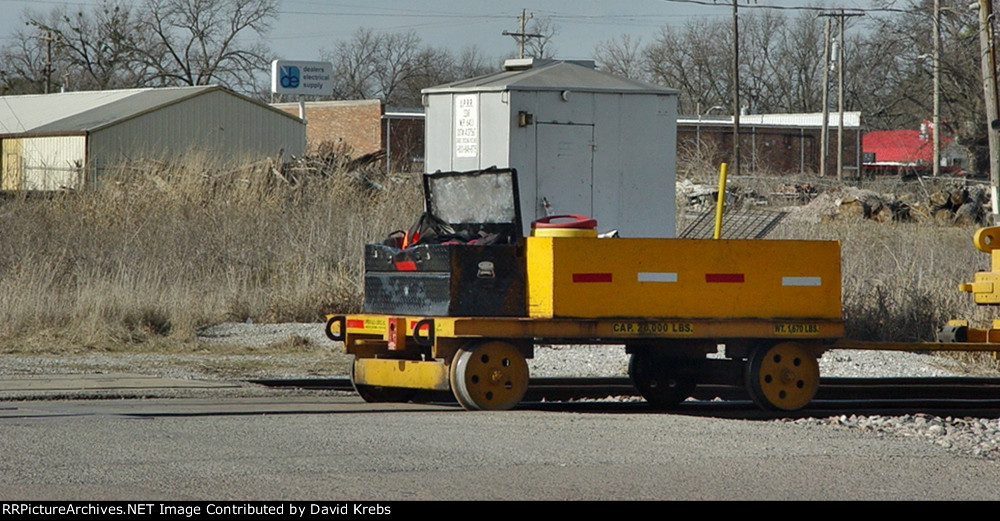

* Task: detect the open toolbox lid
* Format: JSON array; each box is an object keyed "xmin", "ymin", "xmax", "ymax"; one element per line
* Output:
[{"xmin": 422, "ymin": 167, "xmax": 523, "ymax": 245}]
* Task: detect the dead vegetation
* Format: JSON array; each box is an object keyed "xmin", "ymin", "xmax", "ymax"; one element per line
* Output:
[
  {"xmin": 0, "ymin": 152, "xmax": 422, "ymax": 352},
  {"xmin": 0, "ymin": 151, "xmax": 997, "ymax": 375},
  {"xmin": 677, "ymin": 166, "xmax": 996, "ymax": 354}
]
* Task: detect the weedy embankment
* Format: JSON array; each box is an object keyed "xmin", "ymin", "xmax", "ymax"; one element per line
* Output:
[
  {"xmin": 770, "ymin": 203, "xmax": 999, "ymax": 374},
  {"xmin": 1, "ymin": 157, "xmax": 997, "ymax": 374},
  {"xmin": 0, "ymin": 156, "xmax": 422, "ymax": 352}
]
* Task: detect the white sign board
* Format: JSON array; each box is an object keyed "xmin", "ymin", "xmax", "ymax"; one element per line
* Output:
[
  {"xmin": 455, "ymin": 94, "xmax": 478, "ymax": 158},
  {"xmin": 271, "ymin": 60, "xmax": 334, "ymax": 96}
]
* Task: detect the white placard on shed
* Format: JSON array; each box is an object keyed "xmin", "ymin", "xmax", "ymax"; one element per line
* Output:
[{"xmin": 455, "ymin": 94, "xmax": 478, "ymax": 158}]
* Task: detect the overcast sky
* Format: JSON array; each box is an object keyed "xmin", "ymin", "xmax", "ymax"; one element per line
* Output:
[
  {"xmin": 272, "ymin": 0, "xmax": 876, "ymax": 60},
  {"xmin": 0, "ymin": 0, "xmax": 880, "ymax": 64}
]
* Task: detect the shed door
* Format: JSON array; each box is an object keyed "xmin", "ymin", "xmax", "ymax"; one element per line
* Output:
[
  {"xmin": 535, "ymin": 123, "xmax": 595, "ymax": 219},
  {"xmin": 2, "ymin": 143, "xmax": 22, "ymax": 191}
]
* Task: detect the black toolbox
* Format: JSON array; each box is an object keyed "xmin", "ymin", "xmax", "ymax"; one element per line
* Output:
[{"xmin": 362, "ymin": 168, "xmax": 527, "ymax": 317}]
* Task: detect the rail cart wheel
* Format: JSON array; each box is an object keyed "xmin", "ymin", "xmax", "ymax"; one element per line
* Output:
[
  {"xmin": 745, "ymin": 342, "xmax": 820, "ymax": 411},
  {"xmin": 450, "ymin": 341, "xmax": 529, "ymax": 411},
  {"xmin": 628, "ymin": 352, "xmax": 696, "ymax": 409},
  {"xmin": 350, "ymin": 358, "xmax": 417, "ymax": 403}
]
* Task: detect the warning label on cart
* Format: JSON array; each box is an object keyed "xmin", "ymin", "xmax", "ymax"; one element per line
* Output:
[
  {"xmin": 612, "ymin": 321, "xmax": 694, "ymax": 335},
  {"xmin": 773, "ymin": 323, "xmax": 821, "ymax": 335}
]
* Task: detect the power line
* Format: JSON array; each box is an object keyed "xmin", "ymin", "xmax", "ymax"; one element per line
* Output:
[
  {"xmin": 502, "ymin": 9, "xmax": 544, "ymax": 59},
  {"xmin": 659, "ymin": 0, "xmax": 916, "ymax": 14}
]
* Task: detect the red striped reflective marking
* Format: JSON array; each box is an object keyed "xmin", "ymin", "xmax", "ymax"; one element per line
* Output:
[
  {"xmin": 394, "ymin": 260, "xmax": 417, "ymax": 271},
  {"xmin": 573, "ymin": 273, "xmax": 613, "ymax": 283},
  {"xmin": 346, "ymin": 319, "xmax": 365, "ymax": 329},
  {"xmin": 705, "ymin": 273, "xmax": 745, "ymax": 283}
]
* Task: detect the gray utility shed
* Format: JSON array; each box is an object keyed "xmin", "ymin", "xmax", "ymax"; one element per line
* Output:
[
  {"xmin": 0, "ymin": 85, "xmax": 305, "ymax": 191},
  {"xmin": 423, "ymin": 58, "xmax": 679, "ymax": 238}
]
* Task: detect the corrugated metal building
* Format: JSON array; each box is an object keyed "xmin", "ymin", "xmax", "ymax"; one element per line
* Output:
[
  {"xmin": 423, "ymin": 58, "xmax": 679, "ymax": 238},
  {"xmin": 0, "ymin": 86, "xmax": 305, "ymax": 191}
]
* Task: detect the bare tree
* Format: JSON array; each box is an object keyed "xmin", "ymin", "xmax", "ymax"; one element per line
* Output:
[
  {"xmin": 0, "ymin": 21, "xmax": 60, "ymax": 94},
  {"xmin": 524, "ymin": 17, "xmax": 558, "ymax": 59},
  {"xmin": 855, "ymin": 0, "xmax": 986, "ymax": 169},
  {"xmin": 323, "ymin": 27, "xmax": 381, "ymax": 100},
  {"xmin": 644, "ymin": 20, "xmax": 732, "ymax": 114},
  {"xmin": 130, "ymin": 0, "xmax": 278, "ymax": 90},
  {"xmin": 594, "ymin": 34, "xmax": 647, "ymax": 80},
  {"xmin": 373, "ymin": 31, "xmax": 428, "ymax": 106},
  {"xmin": 25, "ymin": 1, "xmax": 142, "ymax": 91},
  {"xmin": 738, "ymin": 10, "xmax": 787, "ymax": 114},
  {"xmin": 771, "ymin": 11, "xmax": 826, "ymax": 113},
  {"xmin": 452, "ymin": 45, "xmax": 496, "ymax": 79},
  {"xmin": 3, "ymin": 0, "xmax": 277, "ymax": 93},
  {"xmin": 323, "ymin": 29, "xmax": 501, "ymax": 107}
]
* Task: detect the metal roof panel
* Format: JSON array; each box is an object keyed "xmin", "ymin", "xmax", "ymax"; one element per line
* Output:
[
  {"xmin": 0, "ymin": 89, "xmax": 146, "ymax": 134},
  {"xmin": 678, "ymin": 112, "xmax": 862, "ymax": 129},
  {"xmin": 0, "ymin": 86, "xmax": 296, "ymax": 136},
  {"xmin": 423, "ymin": 60, "xmax": 678, "ymax": 95}
]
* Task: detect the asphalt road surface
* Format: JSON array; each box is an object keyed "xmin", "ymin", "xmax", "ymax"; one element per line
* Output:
[{"xmin": 2, "ymin": 393, "xmax": 999, "ymax": 501}]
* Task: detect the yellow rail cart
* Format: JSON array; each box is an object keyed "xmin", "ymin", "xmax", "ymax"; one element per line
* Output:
[
  {"xmin": 325, "ymin": 167, "xmax": 856, "ymax": 411},
  {"xmin": 325, "ymin": 168, "xmax": 1000, "ymax": 411},
  {"xmin": 326, "ymin": 312, "xmax": 843, "ymax": 411}
]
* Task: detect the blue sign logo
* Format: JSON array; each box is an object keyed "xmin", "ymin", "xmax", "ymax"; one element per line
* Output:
[{"xmin": 280, "ymin": 66, "xmax": 300, "ymax": 89}]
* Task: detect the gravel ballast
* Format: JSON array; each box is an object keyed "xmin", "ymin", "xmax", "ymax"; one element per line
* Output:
[{"xmin": 1, "ymin": 322, "xmax": 998, "ymax": 461}]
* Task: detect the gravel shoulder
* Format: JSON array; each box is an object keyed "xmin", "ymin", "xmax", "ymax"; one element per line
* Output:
[
  {"xmin": 2, "ymin": 322, "xmax": 999, "ymax": 462},
  {"xmin": 0, "ymin": 322, "xmax": 972, "ymax": 380}
]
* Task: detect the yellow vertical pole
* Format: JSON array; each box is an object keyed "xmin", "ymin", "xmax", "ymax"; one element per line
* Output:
[{"xmin": 713, "ymin": 163, "xmax": 728, "ymax": 240}]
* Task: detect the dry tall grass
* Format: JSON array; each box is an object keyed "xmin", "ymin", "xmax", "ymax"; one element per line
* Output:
[
  {"xmin": 0, "ymin": 157, "xmax": 422, "ymax": 351},
  {"xmin": 770, "ymin": 219, "xmax": 989, "ymax": 343},
  {"xmin": 1, "ymin": 154, "xmax": 996, "ymax": 362}
]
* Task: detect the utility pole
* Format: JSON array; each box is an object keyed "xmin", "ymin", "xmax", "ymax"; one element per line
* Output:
[
  {"xmin": 716, "ymin": 0, "xmax": 761, "ymax": 177},
  {"xmin": 502, "ymin": 9, "xmax": 542, "ymax": 59},
  {"xmin": 933, "ymin": 0, "xmax": 941, "ymax": 178},
  {"xmin": 837, "ymin": 10, "xmax": 845, "ymax": 183},
  {"xmin": 42, "ymin": 30, "xmax": 56, "ymax": 94},
  {"xmin": 732, "ymin": 0, "xmax": 741, "ymax": 178},
  {"xmin": 819, "ymin": 11, "xmax": 863, "ymax": 182},
  {"xmin": 979, "ymin": 0, "xmax": 1000, "ymax": 216},
  {"xmin": 821, "ymin": 18, "xmax": 831, "ymax": 178}
]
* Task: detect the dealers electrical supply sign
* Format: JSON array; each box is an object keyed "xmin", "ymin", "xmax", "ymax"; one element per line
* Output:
[{"xmin": 271, "ymin": 60, "xmax": 334, "ymax": 96}]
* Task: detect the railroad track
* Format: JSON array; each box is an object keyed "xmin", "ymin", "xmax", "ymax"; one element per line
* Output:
[{"xmin": 251, "ymin": 376, "xmax": 1000, "ymax": 411}]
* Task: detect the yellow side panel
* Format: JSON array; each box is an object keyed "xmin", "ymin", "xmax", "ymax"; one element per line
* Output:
[
  {"xmin": 972, "ymin": 272, "xmax": 1000, "ymax": 304},
  {"xmin": 2, "ymin": 139, "xmax": 22, "ymax": 191},
  {"xmin": 353, "ymin": 358, "xmax": 450, "ymax": 391},
  {"xmin": 526, "ymin": 237, "xmax": 842, "ymax": 320},
  {"xmin": 527, "ymin": 237, "xmax": 555, "ymax": 317}
]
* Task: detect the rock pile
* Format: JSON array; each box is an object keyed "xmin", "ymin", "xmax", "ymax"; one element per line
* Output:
[{"xmin": 787, "ymin": 185, "xmax": 990, "ymax": 225}]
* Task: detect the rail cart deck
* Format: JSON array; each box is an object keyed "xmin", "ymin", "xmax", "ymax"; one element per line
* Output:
[
  {"xmin": 324, "ymin": 168, "xmax": 1000, "ymax": 412},
  {"xmin": 326, "ymin": 313, "xmax": 847, "ymax": 411}
]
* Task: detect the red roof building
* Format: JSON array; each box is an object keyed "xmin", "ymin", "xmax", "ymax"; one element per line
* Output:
[{"xmin": 862, "ymin": 124, "xmax": 966, "ymax": 175}]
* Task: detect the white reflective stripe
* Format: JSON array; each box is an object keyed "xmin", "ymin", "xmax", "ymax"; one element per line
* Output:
[
  {"xmin": 782, "ymin": 276, "xmax": 822, "ymax": 286},
  {"xmin": 638, "ymin": 272, "xmax": 678, "ymax": 282}
]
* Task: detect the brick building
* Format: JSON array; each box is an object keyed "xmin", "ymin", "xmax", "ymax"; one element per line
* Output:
[
  {"xmin": 677, "ymin": 112, "xmax": 862, "ymax": 177},
  {"xmin": 272, "ymin": 99, "xmax": 424, "ymax": 172},
  {"xmin": 273, "ymin": 99, "xmax": 382, "ymax": 155}
]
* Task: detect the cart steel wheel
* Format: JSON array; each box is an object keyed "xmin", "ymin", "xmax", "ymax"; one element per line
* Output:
[
  {"xmin": 745, "ymin": 342, "xmax": 819, "ymax": 411},
  {"xmin": 628, "ymin": 352, "xmax": 695, "ymax": 409},
  {"xmin": 449, "ymin": 341, "xmax": 529, "ymax": 411},
  {"xmin": 350, "ymin": 358, "xmax": 417, "ymax": 403}
]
